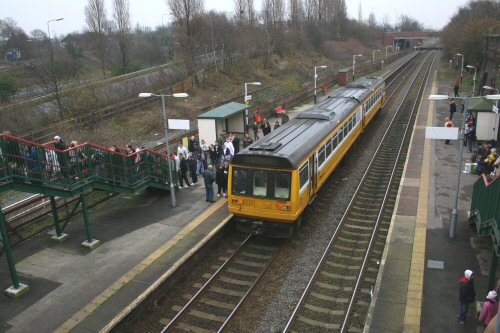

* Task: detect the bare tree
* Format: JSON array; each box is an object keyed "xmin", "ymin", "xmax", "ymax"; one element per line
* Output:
[
  {"xmin": 32, "ymin": 38, "xmax": 82, "ymax": 119},
  {"xmin": 85, "ymin": 0, "xmax": 108, "ymax": 76},
  {"xmin": 234, "ymin": 0, "xmax": 246, "ymax": 22},
  {"xmin": 399, "ymin": 14, "xmax": 423, "ymax": 32},
  {"xmin": 167, "ymin": 0, "xmax": 205, "ymax": 72},
  {"xmin": 113, "ymin": 0, "xmax": 131, "ymax": 74}
]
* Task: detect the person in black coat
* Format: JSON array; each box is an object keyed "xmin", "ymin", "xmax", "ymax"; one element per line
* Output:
[
  {"xmin": 178, "ymin": 153, "xmax": 191, "ymax": 188},
  {"xmin": 216, "ymin": 163, "xmax": 226, "ymax": 197},
  {"xmin": 231, "ymin": 134, "xmax": 240, "ymax": 154},
  {"xmin": 261, "ymin": 120, "xmax": 271, "ymax": 136},
  {"xmin": 243, "ymin": 133, "xmax": 253, "ymax": 148},
  {"xmin": 187, "ymin": 153, "xmax": 198, "ymax": 184},
  {"xmin": 203, "ymin": 165, "xmax": 215, "ymax": 202},
  {"xmin": 54, "ymin": 135, "xmax": 69, "ymax": 180},
  {"xmin": 458, "ymin": 269, "xmax": 476, "ymax": 325},
  {"xmin": 449, "ymin": 98, "xmax": 457, "ymax": 120}
]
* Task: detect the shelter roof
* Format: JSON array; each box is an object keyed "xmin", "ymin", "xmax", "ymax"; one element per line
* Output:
[{"xmin": 197, "ymin": 102, "xmax": 248, "ymax": 119}]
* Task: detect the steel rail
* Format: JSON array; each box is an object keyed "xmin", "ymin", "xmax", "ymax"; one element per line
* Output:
[
  {"xmin": 282, "ymin": 51, "xmax": 435, "ymax": 332},
  {"xmin": 339, "ymin": 52, "xmax": 437, "ymax": 333},
  {"xmin": 160, "ymin": 234, "xmax": 253, "ymax": 332}
]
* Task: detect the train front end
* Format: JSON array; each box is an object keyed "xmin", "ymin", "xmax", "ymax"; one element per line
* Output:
[{"xmin": 228, "ymin": 161, "xmax": 300, "ymax": 238}]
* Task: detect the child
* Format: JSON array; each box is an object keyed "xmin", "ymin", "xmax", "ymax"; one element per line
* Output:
[{"xmin": 479, "ymin": 290, "xmax": 498, "ymax": 327}]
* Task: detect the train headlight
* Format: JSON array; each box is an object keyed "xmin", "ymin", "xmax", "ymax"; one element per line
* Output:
[
  {"xmin": 276, "ymin": 203, "xmax": 290, "ymax": 211},
  {"xmin": 232, "ymin": 199, "xmax": 245, "ymax": 205}
]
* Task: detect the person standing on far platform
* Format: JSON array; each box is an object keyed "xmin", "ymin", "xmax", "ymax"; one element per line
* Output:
[
  {"xmin": 444, "ymin": 117, "xmax": 453, "ymax": 145},
  {"xmin": 458, "ymin": 269, "xmax": 476, "ymax": 325},
  {"xmin": 449, "ymin": 98, "xmax": 457, "ymax": 120},
  {"xmin": 454, "ymin": 80, "xmax": 460, "ymax": 97},
  {"xmin": 203, "ymin": 165, "xmax": 215, "ymax": 202}
]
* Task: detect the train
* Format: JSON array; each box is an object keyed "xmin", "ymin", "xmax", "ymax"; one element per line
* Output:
[{"xmin": 228, "ymin": 76, "xmax": 386, "ymax": 237}]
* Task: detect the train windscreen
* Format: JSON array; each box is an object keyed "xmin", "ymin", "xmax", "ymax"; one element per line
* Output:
[{"xmin": 232, "ymin": 167, "xmax": 291, "ymax": 200}]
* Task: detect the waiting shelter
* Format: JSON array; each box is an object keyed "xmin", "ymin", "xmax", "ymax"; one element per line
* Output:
[
  {"xmin": 197, "ymin": 102, "xmax": 248, "ymax": 144},
  {"xmin": 468, "ymin": 98, "xmax": 499, "ymax": 142}
]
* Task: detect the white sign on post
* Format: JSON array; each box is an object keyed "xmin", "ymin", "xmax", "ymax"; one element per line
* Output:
[
  {"xmin": 168, "ymin": 119, "xmax": 190, "ymax": 130},
  {"xmin": 493, "ymin": 105, "xmax": 498, "ymax": 114},
  {"xmin": 244, "ymin": 95, "xmax": 252, "ymax": 102},
  {"xmin": 425, "ymin": 126, "xmax": 459, "ymax": 140}
]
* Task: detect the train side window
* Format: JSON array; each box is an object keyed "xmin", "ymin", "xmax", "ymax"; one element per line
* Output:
[
  {"xmin": 325, "ymin": 138, "xmax": 332, "ymax": 156},
  {"xmin": 338, "ymin": 128, "xmax": 344, "ymax": 142},
  {"xmin": 343, "ymin": 124, "xmax": 348, "ymax": 137},
  {"xmin": 253, "ymin": 170, "xmax": 268, "ymax": 197},
  {"xmin": 232, "ymin": 168, "xmax": 248, "ymax": 195},
  {"xmin": 348, "ymin": 117, "xmax": 353, "ymax": 131},
  {"xmin": 299, "ymin": 163, "xmax": 309, "ymax": 190},
  {"xmin": 274, "ymin": 172, "xmax": 291, "ymax": 199},
  {"xmin": 318, "ymin": 146, "xmax": 326, "ymax": 166},
  {"xmin": 332, "ymin": 134, "xmax": 338, "ymax": 151}
]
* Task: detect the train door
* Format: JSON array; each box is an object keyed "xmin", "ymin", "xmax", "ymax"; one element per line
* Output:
[
  {"xmin": 361, "ymin": 104, "xmax": 366, "ymax": 129},
  {"xmin": 309, "ymin": 153, "xmax": 318, "ymax": 197}
]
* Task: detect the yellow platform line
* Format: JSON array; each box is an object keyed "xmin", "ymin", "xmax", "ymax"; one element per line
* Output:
[
  {"xmin": 402, "ymin": 71, "xmax": 437, "ymax": 332},
  {"xmin": 54, "ymin": 199, "xmax": 231, "ymax": 333}
]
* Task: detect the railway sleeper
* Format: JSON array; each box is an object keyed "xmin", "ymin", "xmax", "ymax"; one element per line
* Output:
[
  {"xmin": 315, "ymin": 281, "xmax": 352, "ymax": 292},
  {"xmin": 310, "ymin": 291, "xmax": 349, "ymax": 304},
  {"xmin": 296, "ymin": 315, "xmax": 340, "ymax": 330}
]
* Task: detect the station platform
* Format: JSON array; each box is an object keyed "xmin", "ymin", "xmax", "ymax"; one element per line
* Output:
[
  {"xmin": 365, "ymin": 61, "xmax": 498, "ymax": 332},
  {"xmin": 0, "ymin": 51, "xmax": 460, "ymax": 333}
]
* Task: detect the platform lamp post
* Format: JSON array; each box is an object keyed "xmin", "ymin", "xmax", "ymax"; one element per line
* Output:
[
  {"xmin": 47, "ymin": 17, "xmax": 63, "ymax": 40},
  {"xmin": 467, "ymin": 65, "xmax": 477, "ymax": 96},
  {"xmin": 314, "ymin": 65, "xmax": 327, "ymax": 104},
  {"xmin": 244, "ymin": 82, "xmax": 261, "ymax": 132},
  {"xmin": 429, "ymin": 94, "xmax": 500, "ymax": 239},
  {"xmin": 138, "ymin": 92, "xmax": 189, "ymax": 207},
  {"xmin": 372, "ymin": 49, "xmax": 380, "ymax": 64},
  {"xmin": 457, "ymin": 53, "xmax": 464, "ymax": 83},
  {"xmin": 352, "ymin": 54, "xmax": 362, "ymax": 81}
]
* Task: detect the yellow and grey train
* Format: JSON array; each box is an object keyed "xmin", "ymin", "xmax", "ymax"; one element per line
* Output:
[{"xmin": 228, "ymin": 76, "xmax": 386, "ymax": 237}]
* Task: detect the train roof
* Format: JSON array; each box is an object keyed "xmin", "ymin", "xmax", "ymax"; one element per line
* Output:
[{"xmin": 232, "ymin": 77, "xmax": 384, "ymax": 169}]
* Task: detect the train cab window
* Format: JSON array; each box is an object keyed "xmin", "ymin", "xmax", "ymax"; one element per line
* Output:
[
  {"xmin": 299, "ymin": 163, "xmax": 309, "ymax": 190},
  {"xmin": 318, "ymin": 146, "xmax": 326, "ymax": 166},
  {"xmin": 232, "ymin": 168, "xmax": 248, "ymax": 195},
  {"xmin": 274, "ymin": 172, "xmax": 291, "ymax": 199},
  {"xmin": 253, "ymin": 170, "xmax": 268, "ymax": 197}
]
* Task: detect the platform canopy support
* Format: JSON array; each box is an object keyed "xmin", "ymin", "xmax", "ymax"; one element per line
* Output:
[
  {"xmin": 49, "ymin": 196, "xmax": 69, "ymax": 243},
  {"xmin": 0, "ymin": 207, "xmax": 29, "ymax": 298},
  {"xmin": 80, "ymin": 193, "xmax": 100, "ymax": 250}
]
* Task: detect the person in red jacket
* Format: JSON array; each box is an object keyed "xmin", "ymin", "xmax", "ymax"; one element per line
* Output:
[{"xmin": 458, "ymin": 269, "xmax": 476, "ymax": 325}]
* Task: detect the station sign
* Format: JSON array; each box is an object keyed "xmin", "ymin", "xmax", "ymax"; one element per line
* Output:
[{"xmin": 168, "ymin": 119, "xmax": 190, "ymax": 130}]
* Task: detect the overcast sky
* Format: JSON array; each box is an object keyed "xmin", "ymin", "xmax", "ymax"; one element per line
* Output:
[{"xmin": 1, "ymin": 0, "xmax": 471, "ymax": 37}]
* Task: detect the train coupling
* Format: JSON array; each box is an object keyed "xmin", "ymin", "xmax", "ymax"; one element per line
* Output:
[{"xmin": 251, "ymin": 221, "xmax": 264, "ymax": 235}]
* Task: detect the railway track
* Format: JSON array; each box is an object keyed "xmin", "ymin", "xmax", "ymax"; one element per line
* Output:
[
  {"xmin": 159, "ymin": 234, "xmax": 283, "ymax": 332},
  {"xmin": 282, "ymin": 52, "xmax": 437, "ymax": 332},
  {"xmin": 112, "ymin": 53, "xmax": 430, "ymax": 332}
]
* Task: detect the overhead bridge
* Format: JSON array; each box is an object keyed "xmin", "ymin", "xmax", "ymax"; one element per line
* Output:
[
  {"xmin": 382, "ymin": 31, "xmax": 441, "ymax": 49},
  {"xmin": 0, "ymin": 133, "xmax": 175, "ymax": 297}
]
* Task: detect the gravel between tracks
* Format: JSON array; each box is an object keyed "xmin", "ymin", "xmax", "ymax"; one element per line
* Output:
[{"xmin": 224, "ymin": 94, "xmax": 404, "ymax": 332}]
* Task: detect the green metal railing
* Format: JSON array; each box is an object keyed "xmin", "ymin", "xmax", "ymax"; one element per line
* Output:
[
  {"xmin": 0, "ymin": 133, "xmax": 180, "ymax": 296},
  {"xmin": 0, "ymin": 134, "xmax": 177, "ymax": 194},
  {"xmin": 470, "ymin": 174, "xmax": 500, "ymax": 289}
]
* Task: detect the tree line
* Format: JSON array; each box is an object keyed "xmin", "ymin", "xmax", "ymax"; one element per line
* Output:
[{"xmin": 0, "ymin": 0, "xmax": 428, "ymax": 113}]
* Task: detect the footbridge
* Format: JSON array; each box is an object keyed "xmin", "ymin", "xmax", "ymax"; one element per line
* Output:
[{"xmin": 0, "ymin": 133, "xmax": 175, "ymax": 297}]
